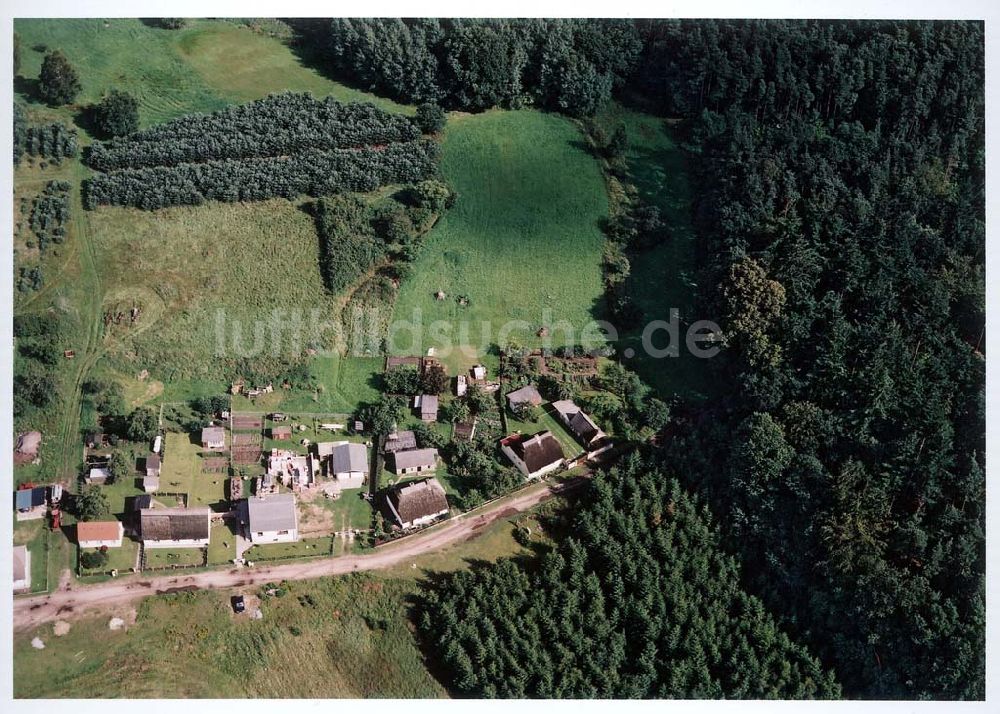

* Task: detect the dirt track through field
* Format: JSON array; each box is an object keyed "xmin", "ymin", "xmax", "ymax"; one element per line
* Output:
[{"xmin": 13, "ymin": 478, "xmax": 585, "ymax": 632}]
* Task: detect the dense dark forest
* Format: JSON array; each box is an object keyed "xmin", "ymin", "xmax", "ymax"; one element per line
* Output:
[
  {"xmin": 83, "ymin": 94, "xmax": 439, "ymax": 209},
  {"xmin": 300, "ymin": 18, "xmax": 642, "ymax": 116},
  {"xmin": 419, "ymin": 452, "xmax": 841, "ymax": 698},
  {"xmin": 401, "ymin": 19, "xmax": 985, "ymax": 700},
  {"xmin": 638, "ymin": 20, "xmax": 985, "ymax": 700}
]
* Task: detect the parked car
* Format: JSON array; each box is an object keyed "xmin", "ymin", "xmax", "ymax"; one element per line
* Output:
[{"xmin": 231, "ymin": 595, "xmax": 246, "ymax": 614}]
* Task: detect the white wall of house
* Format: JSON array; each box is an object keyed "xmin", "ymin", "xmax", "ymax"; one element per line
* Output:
[
  {"xmin": 395, "ymin": 463, "xmax": 436, "ymax": 476},
  {"xmin": 249, "ymin": 527, "xmax": 298, "ymax": 544},
  {"xmin": 401, "ymin": 509, "xmax": 448, "ymax": 530},
  {"xmin": 333, "ymin": 471, "xmax": 365, "ymax": 489},
  {"xmin": 143, "ymin": 537, "xmax": 209, "ymax": 549},
  {"xmin": 501, "ymin": 445, "xmax": 563, "ymax": 479},
  {"xmin": 79, "ymin": 536, "xmax": 123, "ymax": 549}
]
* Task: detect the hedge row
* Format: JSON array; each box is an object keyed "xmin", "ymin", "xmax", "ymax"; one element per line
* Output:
[
  {"xmin": 86, "ymin": 93, "xmax": 421, "ymax": 172},
  {"xmin": 84, "ymin": 140, "xmax": 439, "ymax": 209},
  {"xmin": 23, "ymin": 122, "xmax": 78, "ymax": 162}
]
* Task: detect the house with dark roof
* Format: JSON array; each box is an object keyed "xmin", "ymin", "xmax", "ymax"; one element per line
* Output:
[
  {"xmin": 391, "ymin": 448, "xmax": 439, "ymax": 476},
  {"xmin": 383, "ymin": 430, "xmax": 417, "ymax": 454},
  {"xmin": 77, "ymin": 520, "xmax": 124, "ymax": 548},
  {"xmin": 201, "ymin": 426, "xmax": 226, "ymax": 450},
  {"xmin": 551, "ymin": 400, "xmax": 613, "ymax": 456},
  {"xmin": 239, "ymin": 493, "xmax": 298, "ymax": 544},
  {"xmin": 414, "ymin": 394, "xmax": 439, "ymax": 422},
  {"xmin": 385, "ymin": 477, "xmax": 449, "ymax": 530},
  {"xmin": 500, "ymin": 431, "xmax": 565, "ymax": 479},
  {"xmin": 13, "ymin": 545, "xmax": 29, "ymax": 591},
  {"xmin": 139, "ymin": 507, "xmax": 211, "ymax": 548},
  {"xmin": 505, "ymin": 385, "xmax": 543, "ymax": 409},
  {"xmin": 14, "ymin": 486, "xmax": 48, "ymax": 521}
]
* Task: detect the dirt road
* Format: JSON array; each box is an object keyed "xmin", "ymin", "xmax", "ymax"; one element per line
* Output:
[{"xmin": 13, "ymin": 477, "xmax": 584, "ymax": 632}]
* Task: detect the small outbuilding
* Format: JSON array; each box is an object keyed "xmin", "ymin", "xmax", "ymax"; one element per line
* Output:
[
  {"xmin": 505, "ymin": 385, "xmax": 543, "ymax": 409},
  {"xmin": 414, "ymin": 394, "xmax": 439, "ymax": 422},
  {"xmin": 13, "ymin": 545, "xmax": 30, "ymax": 591},
  {"xmin": 270, "ymin": 426, "xmax": 292, "ymax": 440},
  {"xmin": 201, "ymin": 426, "xmax": 226, "ymax": 450}
]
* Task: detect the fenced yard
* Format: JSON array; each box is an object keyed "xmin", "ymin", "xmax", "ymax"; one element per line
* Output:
[
  {"xmin": 243, "ymin": 536, "xmax": 333, "ymax": 562},
  {"xmin": 159, "ymin": 432, "xmax": 228, "ymax": 509}
]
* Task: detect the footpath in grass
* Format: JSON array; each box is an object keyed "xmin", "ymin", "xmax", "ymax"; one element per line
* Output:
[{"xmin": 392, "ymin": 110, "xmax": 609, "ymax": 373}]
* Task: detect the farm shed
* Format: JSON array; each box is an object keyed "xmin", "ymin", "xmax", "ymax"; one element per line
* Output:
[
  {"xmin": 201, "ymin": 426, "xmax": 226, "ymax": 450},
  {"xmin": 330, "ymin": 442, "xmax": 369, "ymax": 489},
  {"xmin": 86, "ymin": 467, "xmax": 110, "ymax": 485},
  {"xmin": 414, "ymin": 394, "xmax": 439, "ymax": 422},
  {"xmin": 505, "ymin": 385, "xmax": 543, "ymax": 408},
  {"xmin": 270, "ymin": 426, "xmax": 292, "ymax": 440}
]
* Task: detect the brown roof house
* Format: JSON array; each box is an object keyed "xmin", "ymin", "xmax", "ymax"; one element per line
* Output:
[
  {"xmin": 13, "ymin": 545, "xmax": 30, "ymax": 592},
  {"xmin": 144, "ymin": 454, "xmax": 161, "ymax": 493},
  {"xmin": 414, "ymin": 394, "xmax": 439, "ymax": 422},
  {"xmin": 201, "ymin": 426, "xmax": 226, "ymax": 450},
  {"xmin": 385, "ymin": 477, "xmax": 449, "ymax": 530},
  {"xmin": 391, "ymin": 448, "xmax": 439, "ymax": 476},
  {"xmin": 551, "ymin": 400, "xmax": 613, "ymax": 456},
  {"xmin": 270, "ymin": 425, "xmax": 292, "ymax": 440},
  {"xmin": 139, "ymin": 507, "xmax": 211, "ymax": 549},
  {"xmin": 500, "ymin": 431, "xmax": 565, "ymax": 479},
  {"xmin": 77, "ymin": 520, "xmax": 124, "ymax": 548},
  {"xmin": 506, "ymin": 385, "xmax": 543, "ymax": 409}
]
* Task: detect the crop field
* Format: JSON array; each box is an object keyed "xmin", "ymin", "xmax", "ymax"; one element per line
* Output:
[{"xmin": 391, "ymin": 110, "xmax": 609, "ymax": 373}]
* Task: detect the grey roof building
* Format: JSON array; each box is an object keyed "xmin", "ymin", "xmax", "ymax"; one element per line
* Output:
[{"xmin": 331, "ymin": 442, "xmax": 369, "ymax": 475}]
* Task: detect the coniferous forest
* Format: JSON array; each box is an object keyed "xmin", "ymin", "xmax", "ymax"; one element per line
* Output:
[{"xmin": 394, "ymin": 19, "xmax": 985, "ymax": 700}]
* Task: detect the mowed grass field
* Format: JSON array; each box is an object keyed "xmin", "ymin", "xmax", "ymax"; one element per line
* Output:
[
  {"xmin": 391, "ymin": 110, "xmax": 609, "ymax": 373},
  {"xmin": 14, "ymin": 19, "xmax": 411, "ymax": 130}
]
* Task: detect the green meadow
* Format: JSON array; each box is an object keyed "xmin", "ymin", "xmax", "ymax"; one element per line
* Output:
[{"xmin": 391, "ymin": 110, "xmax": 609, "ymax": 373}]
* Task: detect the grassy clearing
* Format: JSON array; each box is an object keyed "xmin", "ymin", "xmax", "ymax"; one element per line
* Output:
[
  {"xmin": 392, "ymin": 110, "xmax": 609, "ymax": 373},
  {"xmin": 207, "ymin": 522, "xmax": 237, "ymax": 565},
  {"xmin": 14, "ymin": 19, "xmax": 411, "ymax": 133},
  {"xmin": 596, "ymin": 105, "xmax": 714, "ymax": 400},
  {"xmin": 87, "ymin": 198, "xmax": 338, "ymax": 383},
  {"xmin": 232, "ymin": 355, "xmax": 383, "ymax": 415}
]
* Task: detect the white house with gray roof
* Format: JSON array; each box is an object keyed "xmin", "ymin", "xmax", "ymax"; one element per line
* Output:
[
  {"xmin": 240, "ymin": 493, "xmax": 299, "ymax": 544},
  {"xmin": 330, "ymin": 442, "xmax": 369, "ymax": 489},
  {"xmin": 391, "ymin": 448, "xmax": 439, "ymax": 476}
]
